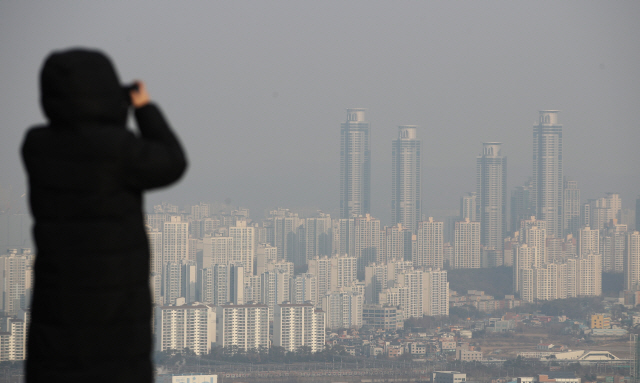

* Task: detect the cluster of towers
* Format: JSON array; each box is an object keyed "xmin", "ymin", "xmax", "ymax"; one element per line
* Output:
[{"xmin": 340, "ymin": 108, "xmax": 638, "ymax": 303}]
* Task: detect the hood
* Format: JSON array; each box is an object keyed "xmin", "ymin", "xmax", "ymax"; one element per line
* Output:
[{"xmin": 40, "ymin": 48, "xmax": 129, "ymax": 127}]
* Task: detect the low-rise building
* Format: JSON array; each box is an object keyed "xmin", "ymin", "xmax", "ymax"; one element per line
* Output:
[
  {"xmin": 590, "ymin": 314, "xmax": 610, "ymax": 329},
  {"xmin": 432, "ymin": 371, "xmax": 466, "ymax": 383},
  {"xmin": 362, "ymin": 304, "xmax": 404, "ymax": 330}
]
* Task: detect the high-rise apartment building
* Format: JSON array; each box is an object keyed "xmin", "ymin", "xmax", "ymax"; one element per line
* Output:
[
  {"xmin": 307, "ymin": 254, "xmax": 358, "ymax": 301},
  {"xmin": 210, "ymin": 263, "xmax": 245, "ymax": 306},
  {"xmin": 0, "ymin": 249, "xmax": 33, "ymax": 316},
  {"xmin": 0, "ymin": 311, "xmax": 27, "ymax": 361},
  {"xmin": 290, "ymin": 273, "xmax": 318, "ymax": 305},
  {"xmin": 229, "ymin": 221, "xmax": 254, "ymax": 273},
  {"xmin": 273, "ymin": 303, "xmax": 325, "ymax": 353},
  {"xmin": 270, "ymin": 209, "xmax": 302, "ymax": 266},
  {"xmin": 340, "ymin": 108, "xmax": 371, "ymax": 218},
  {"xmin": 181, "ymin": 260, "xmax": 198, "ymax": 304},
  {"xmin": 520, "ymin": 216, "xmax": 547, "ymax": 265},
  {"xmin": 394, "ymin": 268, "xmax": 449, "ymax": 317},
  {"xmin": 563, "ymin": 179, "xmax": 581, "ymax": 237},
  {"xmin": 602, "ymin": 224, "xmax": 626, "ymax": 273},
  {"xmin": 460, "ymin": 192, "xmax": 477, "ymax": 222},
  {"xmin": 260, "ymin": 268, "xmax": 290, "ymax": 320},
  {"xmin": 354, "ymin": 214, "xmax": 382, "ymax": 277},
  {"xmin": 147, "ymin": 228, "xmax": 163, "ymax": 275},
  {"xmin": 625, "ymin": 231, "xmax": 640, "ymax": 291},
  {"xmin": 256, "ymin": 243, "xmax": 277, "ymax": 275},
  {"xmin": 476, "ymin": 142, "xmax": 507, "ymax": 255},
  {"xmin": 384, "ymin": 223, "xmax": 412, "ymax": 263},
  {"xmin": 162, "ymin": 262, "xmax": 182, "ymax": 305},
  {"xmin": 391, "ymin": 125, "xmax": 421, "ymax": 233},
  {"xmin": 216, "ymin": 304, "xmax": 269, "ymax": 351},
  {"xmin": 415, "ymin": 218, "xmax": 444, "ymax": 269},
  {"xmin": 532, "ymin": 111, "xmax": 563, "ymax": 239},
  {"xmin": 202, "ymin": 234, "xmax": 233, "ymax": 268},
  {"xmin": 155, "ymin": 302, "xmax": 216, "ymax": 355},
  {"xmin": 322, "ymin": 291, "xmax": 363, "ymax": 330},
  {"xmin": 578, "ymin": 227, "xmax": 599, "ymax": 257},
  {"xmin": 305, "ymin": 213, "xmax": 332, "ymax": 260},
  {"xmin": 163, "ymin": 216, "xmax": 189, "ymax": 263},
  {"xmin": 454, "ymin": 219, "xmax": 481, "ymax": 269}
]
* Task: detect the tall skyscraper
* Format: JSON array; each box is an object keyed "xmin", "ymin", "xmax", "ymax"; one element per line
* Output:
[
  {"xmin": 476, "ymin": 142, "xmax": 507, "ymax": 255},
  {"xmin": 391, "ymin": 125, "xmax": 421, "ymax": 233},
  {"xmin": 340, "ymin": 108, "xmax": 371, "ymax": 218},
  {"xmin": 532, "ymin": 110, "xmax": 563, "ymax": 239}
]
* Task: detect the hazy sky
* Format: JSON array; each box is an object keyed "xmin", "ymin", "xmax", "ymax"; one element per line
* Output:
[{"xmin": 1, "ymin": 1, "xmax": 639, "ymax": 224}]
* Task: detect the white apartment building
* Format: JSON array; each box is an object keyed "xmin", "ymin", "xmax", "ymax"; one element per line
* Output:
[
  {"xmin": 520, "ymin": 217, "xmax": 547, "ymax": 265},
  {"xmin": 260, "ymin": 268, "xmax": 290, "ymax": 320},
  {"xmin": 322, "ymin": 291, "xmax": 363, "ymax": 329},
  {"xmin": 229, "ymin": 221, "xmax": 255, "ymax": 273},
  {"xmin": 155, "ymin": 302, "xmax": 216, "ymax": 355},
  {"xmin": 602, "ymin": 224, "xmax": 627, "ymax": 273},
  {"xmin": 273, "ymin": 303, "xmax": 325, "ymax": 353},
  {"xmin": 162, "ymin": 262, "xmax": 182, "ymax": 305},
  {"xmin": 454, "ymin": 218, "xmax": 480, "ymax": 269},
  {"xmin": 416, "ymin": 218, "xmax": 444, "ymax": 269},
  {"xmin": 163, "ymin": 216, "xmax": 189, "ymax": 263},
  {"xmin": 290, "ymin": 273, "xmax": 318, "ymax": 305},
  {"xmin": 256, "ymin": 243, "xmax": 277, "ymax": 275},
  {"xmin": 308, "ymin": 254, "xmax": 357, "ymax": 302},
  {"xmin": 147, "ymin": 228, "xmax": 163, "ymax": 275},
  {"xmin": 202, "ymin": 235, "xmax": 233, "ymax": 268},
  {"xmin": 0, "ymin": 311, "xmax": 27, "ymax": 361},
  {"xmin": 513, "ymin": 244, "xmax": 538, "ymax": 294},
  {"xmin": 243, "ymin": 275, "xmax": 261, "ymax": 303},
  {"xmin": 354, "ymin": 214, "xmax": 383, "ymax": 276},
  {"xmin": 216, "ymin": 304, "xmax": 269, "ymax": 351},
  {"xmin": 385, "ymin": 223, "xmax": 412, "ymax": 263},
  {"xmin": 578, "ymin": 227, "xmax": 599, "ymax": 257},
  {"xmin": 379, "ymin": 286, "xmax": 410, "ymax": 319},
  {"xmin": 460, "ymin": 192, "xmax": 477, "ymax": 222},
  {"xmin": 567, "ymin": 253, "xmax": 602, "ymax": 297}
]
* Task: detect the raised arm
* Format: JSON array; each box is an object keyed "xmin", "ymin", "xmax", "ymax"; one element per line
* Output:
[{"xmin": 124, "ymin": 82, "xmax": 187, "ymax": 190}]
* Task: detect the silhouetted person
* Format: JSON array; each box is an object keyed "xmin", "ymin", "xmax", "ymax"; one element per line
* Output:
[{"xmin": 21, "ymin": 49, "xmax": 187, "ymax": 382}]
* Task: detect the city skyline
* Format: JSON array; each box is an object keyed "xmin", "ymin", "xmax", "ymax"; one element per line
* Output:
[{"xmin": 0, "ymin": 2, "xmax": 638, "ymax": 226}]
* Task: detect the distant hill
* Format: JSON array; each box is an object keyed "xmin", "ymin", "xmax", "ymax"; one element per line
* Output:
[{"xmin": 447, "ymin": 266, "xmax": 513, "ymax": 299}]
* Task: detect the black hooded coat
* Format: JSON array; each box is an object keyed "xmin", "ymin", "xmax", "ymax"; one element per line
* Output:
[{"xmin": 21, "ymin": 49, "xmax": 187, "ymax": 382}]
